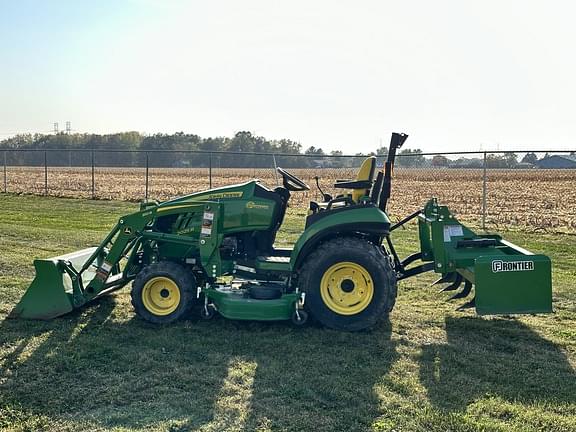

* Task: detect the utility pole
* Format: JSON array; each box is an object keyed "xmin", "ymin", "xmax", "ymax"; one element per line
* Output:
[
  {"xmin": 53, "ymin": 122, "xmax": 59, "ymax": 134},
  {"xmin": 66, "ymin": 121, "xmax": 71, "ymax": 134}
]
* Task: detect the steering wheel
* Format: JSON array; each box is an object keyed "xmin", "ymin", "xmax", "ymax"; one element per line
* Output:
[{"xmin": 276, "ymin": 167, "xmax": 310, "ymax": 192}]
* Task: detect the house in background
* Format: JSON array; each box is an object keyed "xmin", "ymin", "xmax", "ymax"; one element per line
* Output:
[{"xmin": 535, "ymin": 155, "xmax": 576, "ymax": 169}]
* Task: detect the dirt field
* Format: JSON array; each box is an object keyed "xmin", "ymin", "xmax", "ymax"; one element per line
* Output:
[{"xmin": 3, "ymin": 166, "xmax": 576, "ymax": 232}]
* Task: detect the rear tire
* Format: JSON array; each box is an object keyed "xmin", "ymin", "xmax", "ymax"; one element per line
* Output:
[
  {"xmin": 131, "ymin": 261, "xmax": 196, "ymax": 324},
  {"xmin": 299, "ymin": 237, "xmax": 396, "ymax": 331}
]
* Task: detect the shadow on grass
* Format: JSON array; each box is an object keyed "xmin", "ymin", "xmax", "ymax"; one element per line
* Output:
[
  {"xmin": 419, "ymin": 316, "xmax": 575, "ymax": 411},
  {"xmin": 0, "ymin": 297, "xmax": 398, "ymax": 431}
]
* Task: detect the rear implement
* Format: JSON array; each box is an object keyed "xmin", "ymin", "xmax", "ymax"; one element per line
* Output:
[{"xmin": 391, "ymin": 199, "xmax": 552, "ymax": 314}]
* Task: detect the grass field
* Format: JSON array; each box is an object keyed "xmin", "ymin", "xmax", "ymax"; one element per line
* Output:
[
  {"xmin": 0, "ymin": 195, "xmax": 575, "ymax": 432},
  {"xmin": 4, "ymin": 166, "xmax": 576, "ymax": 233}
]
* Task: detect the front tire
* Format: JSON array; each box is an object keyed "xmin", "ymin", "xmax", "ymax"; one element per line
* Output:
[
  {"xmin": 131, "ymin": 261, "xmax": 196, "ymax": 324},
  {"xmin": 299, "ymin": 237, "xmax": 396, "ymax": 331}
]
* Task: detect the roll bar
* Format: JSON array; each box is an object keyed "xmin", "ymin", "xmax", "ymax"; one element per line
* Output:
[{"xmin": 378, "ymin": 132, "xmax": 408, "ymax": 212}]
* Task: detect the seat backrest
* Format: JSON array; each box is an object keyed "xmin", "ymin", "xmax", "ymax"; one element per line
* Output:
[
  {"xmin": 352, "ymin": 156, "xmax": 376, "ymax": 202},
  {"xmin": 370, "ymin": 171, "xmax": 384, "ymax": 205}
]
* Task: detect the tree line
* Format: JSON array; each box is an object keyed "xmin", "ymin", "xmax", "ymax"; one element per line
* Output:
[
  {"xmin": 0, "ymin": 131, "xmax": 404, "ymax": 168},
  {"xmin": 0, "ymin": 131, "xmax": 305, "ymax": 168},
  {"xmin": 0, "ymin": 130, "xmax": 543, "ymax": 169}
]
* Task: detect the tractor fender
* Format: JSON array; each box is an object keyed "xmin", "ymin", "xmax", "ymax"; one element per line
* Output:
[{"xmin": 290, "ymin": 208, "xmax": 390, "ymax": 271}]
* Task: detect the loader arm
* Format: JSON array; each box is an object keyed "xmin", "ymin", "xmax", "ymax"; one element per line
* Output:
[
  {"xmin": 10, "ymin": 209, "xmax": 156, "ymax": 319},
  {"xmin": 11, "ymin": 201, "xmax": 220, "ymax": 319},
  {"xmin": 78, "ymin": 211, "xmax": 155, "ymax": 304}
]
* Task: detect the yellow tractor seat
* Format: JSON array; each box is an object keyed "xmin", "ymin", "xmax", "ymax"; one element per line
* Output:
[{"xmin": 334, "ymin": 156, "xmax": 377, "ymax": 202}]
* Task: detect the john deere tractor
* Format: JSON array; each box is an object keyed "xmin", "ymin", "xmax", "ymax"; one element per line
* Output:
[{"xmin": 11, "ymin": 133, "xmax": 552, "ymax": 331}]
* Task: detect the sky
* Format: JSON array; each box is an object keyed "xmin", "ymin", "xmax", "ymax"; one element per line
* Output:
[{"xmin": 1, "ymin": 0, "xmax": 575, "ymax": 153}]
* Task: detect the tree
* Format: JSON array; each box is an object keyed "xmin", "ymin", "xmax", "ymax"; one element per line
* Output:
[
  {"xmin": 272, "ymin": 138, "xmax": 303, "ymax": 168},
  {"xmin": 453, "ymin": 157, "xmax": 483, "ymax": 168},
  {"xmin": 0, "ymin": 133, "xmax": 34, "ymax": 149},
  {"xmin": 304, "ymin": 146, "xmax": 325, "ymax": 168},
  {"xmin": 521, "ymin": 152, "xmax": 538, "ymax": 165},
  {"xmin": 329, "ymin": 150, "xmax": 346, "ymax": 168},
  {"xmin": 431, "ymin": 155, "xmax": 449, "ymax": 167},
  {"xmin": 225, "ymin": 131, "xmax": 258, "ymax": 168},
  {"xmin": 376, "ymin": 146, "xmax": 388, "ymax": 158},
  {"xmin": 396, "ymin": 149, "xmax": 425, "ymax": 167},
  {"xmin": 198, "ymin": 137, "xmax": 225, "ymax": 152},
  {"xmin": 304, "ymin": 146, "xmax": 324, "ymax": 155},
  {"xmin": 486, "ymin": 154, "xmax": 508, "ymax": 168},
  {"xmin": 273, "ymin": 138, "xmax": 301, "ymax": 155},
  {"xmin": 504, "ymin": 152, "xmax": 518, "ymax": 168},
  {"xmin": 140, "ymin": 133, "xmax": 201, "ymax": 167}
]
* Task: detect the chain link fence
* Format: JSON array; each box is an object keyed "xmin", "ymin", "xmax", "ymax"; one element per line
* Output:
[{"xmin": 1, "ymin": 149, "xmax": 575, "ymax": 233}]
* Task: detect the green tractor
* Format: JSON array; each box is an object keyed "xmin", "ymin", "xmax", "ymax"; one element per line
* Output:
[{"xmin": 11, "ymin": 133, "xmax": 553, "ymax": 331}]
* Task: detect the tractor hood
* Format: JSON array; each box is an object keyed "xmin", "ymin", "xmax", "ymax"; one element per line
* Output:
[{"xmin": 161, "ymin": 180, "xmax": 259, "ymax": 206}]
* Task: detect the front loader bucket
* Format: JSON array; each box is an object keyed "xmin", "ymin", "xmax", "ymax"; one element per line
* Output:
[{"xmin": 10, "ymin": 247, "xmax": 100, "ymax": 320}]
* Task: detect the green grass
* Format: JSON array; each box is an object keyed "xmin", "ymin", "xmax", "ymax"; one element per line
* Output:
[{"xmin": 0, "ymin": 194, "xmax": 574, "ymax": 432}]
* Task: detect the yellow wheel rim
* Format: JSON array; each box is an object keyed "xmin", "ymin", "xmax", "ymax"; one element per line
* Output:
[
  {"xmin": 142, "ymin": 276, "xmax": 181, "ymax": 316},
  {"xmin": 320, "ymin": 262, "xmax": 374, "ymax": 315}
]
